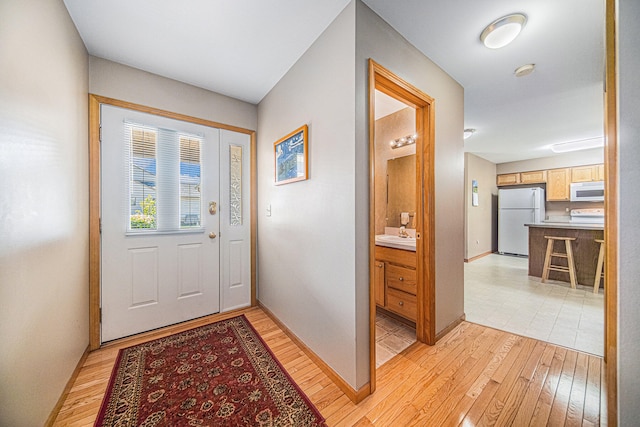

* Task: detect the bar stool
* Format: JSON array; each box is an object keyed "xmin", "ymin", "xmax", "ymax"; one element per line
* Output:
[
  {"xmin": 594, "ymin": 239, "xmax": 605, "ymax": 294},
  {"xmin": 542, "ymin": 236, "xmax": 577, "ymax": 289}
]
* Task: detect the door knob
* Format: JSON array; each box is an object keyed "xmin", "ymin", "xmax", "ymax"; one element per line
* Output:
[
  {"xmin": 209, "ymin": 202, "xmax": 217, "ymax": 215},
  {"xmin": 209, "ymin": 232, "xmax": 217, "ymax": 239},
  {"xmin": 399, "ymin": 277, "xmax": 404, "ymax": 281}
]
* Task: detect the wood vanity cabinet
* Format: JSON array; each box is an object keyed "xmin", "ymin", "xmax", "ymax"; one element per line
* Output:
[
  {"xmin": 374, "ymin": 246, "xmax": 417, "ymax": 322},
  {"xmin": 571, "ymin": 164, "xmax": 605, "ymax": 182},
  {"xmin": 546, "ymin": 168, "xmax": 571, "ymax": 201}
]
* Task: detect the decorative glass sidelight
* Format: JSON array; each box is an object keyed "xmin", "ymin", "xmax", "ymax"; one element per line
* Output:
[{"xmin": 229, "ymin": 145, "xmax": 243, "ymax": 226}]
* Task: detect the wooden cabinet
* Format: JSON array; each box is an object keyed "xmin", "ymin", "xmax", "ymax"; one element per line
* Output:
[
  {"xmin": 520, "ymin": 170, "xmax": 547, "ymax": 184},
  {"xmin": 374, "ymin": 260, "xmax": 385, "ymax": 307},
  {"xmin": 497, "ymin": 173, "xmax": 520, "ymax": 186},
  {"xmin": 547, "ymin": 168, "xmax": 571, "ymax": 201},
  {"xmin": 374, "ymin": 246, "xmax": 417, "ymax": 322},
  {"xmin": 571, "ymin": 164, "xmax": 605, "ymax": 182}
]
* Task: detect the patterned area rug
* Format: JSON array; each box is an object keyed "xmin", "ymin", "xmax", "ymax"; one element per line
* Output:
[{"xmin": 95, "ymin": 315, "xmax": 326, "ymax": 426}]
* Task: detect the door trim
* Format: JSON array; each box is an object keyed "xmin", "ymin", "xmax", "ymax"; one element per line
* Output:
[
  {"xmin": 88, "ymin": 94, "xmax": 257, "ymax": 350},
  {"xmin": 368, "ymin": 60, "xmax": 436, "ymax": 392}
]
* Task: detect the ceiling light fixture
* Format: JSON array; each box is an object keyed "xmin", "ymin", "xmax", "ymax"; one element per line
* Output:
[
  {"xmin": 464, "ymin": 129, "xmax": 476, "ymax": 139},
  {"xmin": 390, "ymin": 134, "xmax": 417, "ymax": 149},
  {"xmin": 480, "ymin": 13, "xmax": 527, "ymax": 49},
  {"xmin": 514, "ymin": 63, "xmax": 535, "ymax": 77},
  {"xmin": 550, "ymin": 137, "xmax": 604, "ymax": 153}
]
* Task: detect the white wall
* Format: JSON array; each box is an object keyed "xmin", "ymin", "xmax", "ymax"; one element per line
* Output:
[
  {"xmin": 356, "ymin": 1, "xmax": 465, "ymax": 337},
  {"xmin": 617, "ymin": 0, "xmax": 640, "ymax": 423},
  {"xmin": 89, "ymin": 57, "xmax": 257, "ymax": 131},
  {"xmin": 464, "ymin": 153, "xmax": 498, "ymax": 259},
  {"xmin": 257, "ymin": 2, "xmax": 358, "ymax": 387},
  {"xmin": 0, "ymin": 0, "xmax": 89, "ymax": 425}
]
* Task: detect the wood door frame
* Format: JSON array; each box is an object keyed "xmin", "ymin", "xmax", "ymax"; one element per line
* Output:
[
  {"xmin": 88, "ymin": 94, "xmax": 257, "ymax": 350},
  {"xmin": 368, "ymin": 60, "xmax": 436, "ymax": 392},
  {"xmin": 604, "ymin": 0, "xmax": 618, "ymax": 423}
]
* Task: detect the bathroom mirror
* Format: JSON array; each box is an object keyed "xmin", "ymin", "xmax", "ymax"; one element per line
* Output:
[{"xmin": 386, "ymin": 154, "xmax": 416, "ymax": 228}]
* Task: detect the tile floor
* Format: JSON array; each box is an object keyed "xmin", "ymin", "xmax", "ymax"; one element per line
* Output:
[
  {"xmin": 375, "ymin": 311, "xmax": 416, "ymax": 367},
  {"xmin": 464, "ymin": 253, "xmax": 604, "ymax": 356}
]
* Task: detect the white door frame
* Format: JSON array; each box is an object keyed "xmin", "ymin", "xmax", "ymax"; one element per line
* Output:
[{"xmin": 88, "ymin": 95, "xmax": 256, "ymax": 350}]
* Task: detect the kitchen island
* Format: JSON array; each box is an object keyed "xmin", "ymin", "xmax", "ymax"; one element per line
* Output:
[{"xmin": 525, "ymin": 222, "xmax": 604, "ymax": 288}]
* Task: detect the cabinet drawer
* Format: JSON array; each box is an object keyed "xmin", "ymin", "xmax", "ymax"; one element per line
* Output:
[
  {"xmin": 386, "ymin": 288, "xmax": 417, "ymax": 321},
  {"xmin": 386, "ymin": 264, "xmax": 417, "ymax": 295}
]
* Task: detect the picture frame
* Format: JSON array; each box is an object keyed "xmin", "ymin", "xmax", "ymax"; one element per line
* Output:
[{"xmin": 274, "ymin": 125, "xmax": 308, "ymax": 185}]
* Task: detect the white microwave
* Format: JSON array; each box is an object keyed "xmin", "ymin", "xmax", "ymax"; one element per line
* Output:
[{"xmin": 570, "ymin": 181, "xmax": 605, "ymax": 202}]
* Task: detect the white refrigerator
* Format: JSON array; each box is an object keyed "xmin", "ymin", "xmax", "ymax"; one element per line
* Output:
[{"xmin": 498, "ymin": 187, "xmax": 545, "ymax": 256}]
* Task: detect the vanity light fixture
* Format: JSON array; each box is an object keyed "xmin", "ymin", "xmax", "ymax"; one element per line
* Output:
[
  {"xmin": 550, "ymin": 137, "xmax": 604, "ymax": 153},
  {"xmin": 390, "ymin": 134, "xmax": 417, "ymax": 149},
  {"xmin": 480, "ymin": 13, "xmax": 527, "ymax": 49},
  {"xmin": 464, "ymin": 128, "xmax": 476, "ymax": 139}
]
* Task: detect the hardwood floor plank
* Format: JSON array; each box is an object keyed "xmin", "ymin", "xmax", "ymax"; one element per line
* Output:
[
  {"xmin": 528, "ymin": 347, "xmax": 567, "ymax": 427},
  {"xmin": 547, "ymin": 348, "xmax": 579, "ymax": 425},
  {"xmin": 565, "ymin": 351, "xmax": 590, "ymax": 426},
  {"xmin": 51, "ymin": 315, "xmax": 604, "ymax": 427}
]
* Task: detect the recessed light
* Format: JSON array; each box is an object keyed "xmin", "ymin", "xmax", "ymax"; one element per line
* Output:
[
  {"xmin": 480, "ymin": 13, "xmax": 527, "ymax": 49},
  {"xmin": 514, "ymin": 63, "xmax": 535, "ymax": 77}
]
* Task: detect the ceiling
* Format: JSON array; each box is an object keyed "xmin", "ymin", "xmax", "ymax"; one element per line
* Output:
[{"xmin": 63, "ymin": 0, "xmax": 606, "ymax": 164}]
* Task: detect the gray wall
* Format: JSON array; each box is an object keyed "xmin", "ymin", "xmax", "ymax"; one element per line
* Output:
[
  {"xmin": 90, "ymin": 57, "xmax": 258, "ymax": 132},
  {"xmin": 464, "ymin": 153, "xmax": 498, "ymax": 259},
  {"xmin": 0, "ymin": 0, "xmax": 89, "ymax": 425},
  {"xmin": 257, "ymin": 2, "xmax": 358, "ymax": 387},
  {"xmin": 617, "ymin": 0, "xmax": 640, "ymax": 423},
  {"xmin": 356, "ymin": 1, "xmax": 465, "ymax": 336}
]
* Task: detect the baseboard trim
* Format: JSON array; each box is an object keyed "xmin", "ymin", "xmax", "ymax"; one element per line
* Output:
[
  {"xmin": 435, "ymin": 314, "xmax": 466, "ymax": 341},
  {"xmin": 258, "ymin": 301, "xmax": 370, "ymax": 404},
  {"xmin": 464, "ymin": 251, "xmax": 494, "ymax": 263},
  {"xmin": 45, "ymin": 345, "xmax": 91, "ymax": 426}
]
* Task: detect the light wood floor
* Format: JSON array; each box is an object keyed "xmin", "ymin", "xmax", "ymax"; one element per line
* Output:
[{"xmin": 53, "ymin": 307, "xmax": 606, "ymax": 426}]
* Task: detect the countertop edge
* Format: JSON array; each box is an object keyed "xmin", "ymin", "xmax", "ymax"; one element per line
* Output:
[{"xmin": 525, "ymin": 222, "xmax": 604, "ymax": 231}]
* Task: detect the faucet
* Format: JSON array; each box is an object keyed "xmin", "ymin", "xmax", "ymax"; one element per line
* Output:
[{"xmin": 399, "ymin": 226, "xmax": 409, "ymax": 238}]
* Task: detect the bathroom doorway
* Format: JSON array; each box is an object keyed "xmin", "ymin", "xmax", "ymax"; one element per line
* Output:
[{"xmin": 369, "ymin": 60, "xmax": 435, "ymax": 392}]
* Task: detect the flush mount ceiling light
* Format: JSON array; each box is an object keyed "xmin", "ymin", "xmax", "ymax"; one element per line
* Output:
[
  {"xmin": 550, "ymin": 137, "xmax": 604, "ymax": 153},
  {"xmin": 390, "ymin": 134, "xmax": 417, "ymax": 149},
  {"xmin": 514, "ymin": 63, "xmax": 535, "ymax": 77},
  {"xmin": 464, "ymin": 128, "xmax": 476, "ymax": 139},
  {"xmin": 480, "ymin": 13, "xmax": 527, "ymax": 49}
]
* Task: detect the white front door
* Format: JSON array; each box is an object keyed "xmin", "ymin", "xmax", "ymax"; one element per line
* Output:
[{"xmin": 101, "ymin": 105, "xmax": 228, "ymax": 342}]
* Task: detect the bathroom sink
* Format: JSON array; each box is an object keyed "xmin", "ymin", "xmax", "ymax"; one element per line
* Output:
[{"xmin": 375, "ymin": 234, "xmax": 416, "ymax": 251}]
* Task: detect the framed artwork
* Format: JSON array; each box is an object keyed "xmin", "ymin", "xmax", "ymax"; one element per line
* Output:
[
  {"xmin": 472, "ymin": 179, "xmax": 479, "ymax": 206},
  {"xmin": 274, "ymin": 125, "xmax": 308, "ymax": 185}
]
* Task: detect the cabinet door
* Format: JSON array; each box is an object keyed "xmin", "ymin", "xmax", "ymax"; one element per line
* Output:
[
  {"xmin": 572, "ymin": 165, "xmax": 597, "ymax": 182},
  {"xmin": 497, "ymin": 173, "xmax": 520, "ymax": 186},
  {"xmin": 374, "ymin": 260, "xmax": 385, "ymax": 307},
  {"xmin": 547, "ymin": 168, "xmax": 570, "ymax": 201},
  {"xmin": 520, "ymin": 170, "xmax": 547, "ymax": 184},
  {"xmin": 596, "ymin": 164, "xmax": 605, "ymax": 181}
]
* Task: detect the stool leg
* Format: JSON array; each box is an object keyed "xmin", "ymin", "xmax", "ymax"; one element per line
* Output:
[
  {"xmin": 594, "ymin": 243, "xmax": 605, "ymax": 294},
  {"xmin": 542, "ymin": 238, "xmax": 554, "ymax": 283},
  {"xmin": 565, "ymin": 240, "xmax": 577, "ymax": 289}
]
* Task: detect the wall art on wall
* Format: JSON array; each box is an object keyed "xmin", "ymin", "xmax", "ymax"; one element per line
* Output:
[
  {"xmin": 274, "ymin": 125, "xmax": 308, "ymax": 185},
  {"xmin": 472, "ymin": 179, "xmax": 479, "ymax": 206}
]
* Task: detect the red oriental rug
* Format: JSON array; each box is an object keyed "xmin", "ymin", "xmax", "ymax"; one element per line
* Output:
[{"xmin": 95, "ymin": 315, "xmax": 326, "ymax": 426}]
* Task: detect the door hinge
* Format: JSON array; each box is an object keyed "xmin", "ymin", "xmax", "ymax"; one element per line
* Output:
[
  {"xmin": 99, "ymin": 218, "xmax": 102, "ymax": 234},
  {"xmin": 99, "ymin": 307, "xmax": 102, "ymax": 323},
  {"xmin": 99, "ymin": 126, "xmax": 102, "ymax": 142}
]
